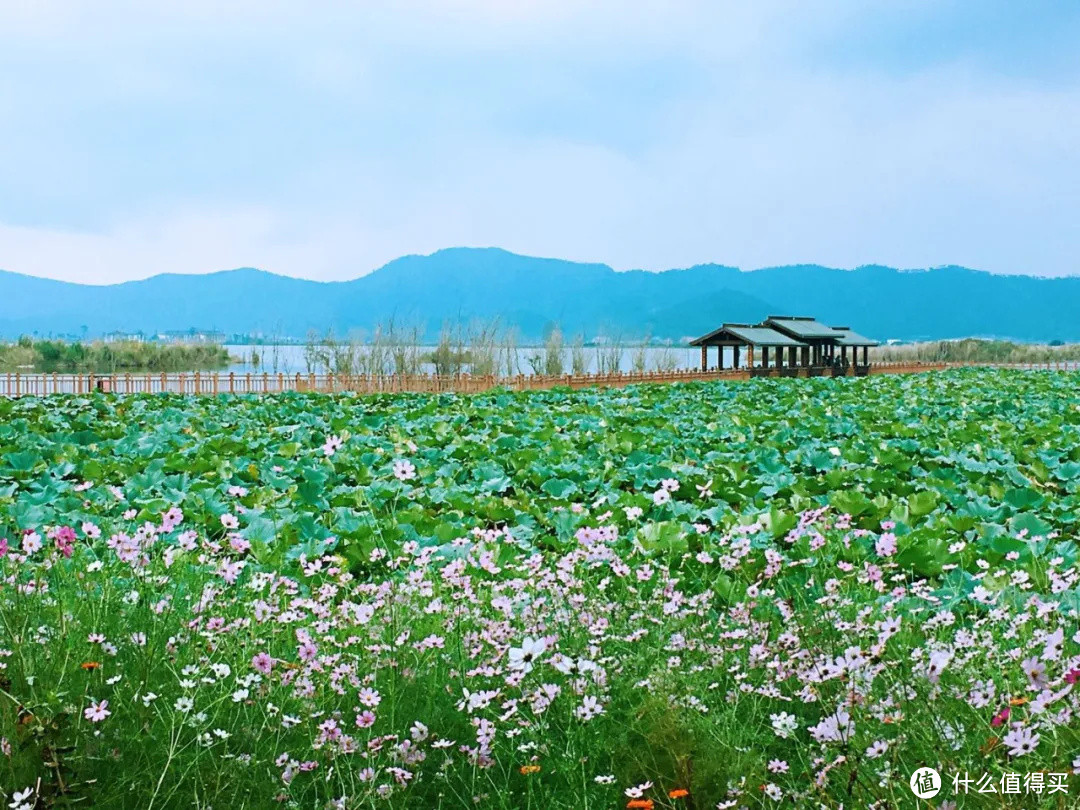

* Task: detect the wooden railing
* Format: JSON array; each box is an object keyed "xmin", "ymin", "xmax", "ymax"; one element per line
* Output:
[{"xmin": 0, "ymin": 361, "xmax": 1073, "ymax": 398}]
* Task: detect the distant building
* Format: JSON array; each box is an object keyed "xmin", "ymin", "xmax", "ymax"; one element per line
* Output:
[
  {"xmin": 156, "ymin": 329, "xmax": 227, "ymax": 344},
  {"xmin": 102, "ymin": 330, "xmax": 146, "ymax": 343}
]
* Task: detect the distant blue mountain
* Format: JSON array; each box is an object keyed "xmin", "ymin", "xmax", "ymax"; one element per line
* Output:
[{"xmin": 2, "ymin": 247, "xmax": 1078, "ymax": 342}]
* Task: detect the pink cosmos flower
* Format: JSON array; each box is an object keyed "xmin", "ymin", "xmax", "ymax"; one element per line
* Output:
[
  {"xmin": 160, "ymin": 506, "xmax": 184, "ymax": 532},
  {"xmin": 219, "ymin": 559, "xmax": 245, "ymax": 584},
  {"xmin": 356, "ymin": 710, "xmax": 376, "ymax": 728},
  {"xmin": 357, "ymin": 687, "xmax": 380, "ymax": 707},
  {"xmin": 54, "ymin": 526, "xmax": 77, "ymax": 558},
  {"xmin": 392, "ymin": 459, "xmax": 416, "ymax": 481},
  {"xmin": 252, "ymin": 652, "xmax": 273, "ymax": 675},
  {"xmin": 229, "ymin": 536, "xmax": 252, "ymax": 554},
  {"xmin": 875, "ymin": 533, "xmax": 897, "ymax": 557},
  {"xmin": 84, "ymin": 700, "xmax": 111, "ymax": 722},
  {"xmin": 22, "ymin": 531, "xmax": 42, "ymax": 555}
]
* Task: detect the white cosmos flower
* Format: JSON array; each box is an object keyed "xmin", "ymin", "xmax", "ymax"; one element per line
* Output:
[{"xmin": 508, "ymin": 636, "xmax": 547, "ymax": 672}]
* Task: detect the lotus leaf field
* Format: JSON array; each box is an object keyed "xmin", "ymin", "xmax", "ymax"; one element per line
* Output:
[{"xmin": 3, "ymin": 368, "xmax": 1080, "ymax": 809}]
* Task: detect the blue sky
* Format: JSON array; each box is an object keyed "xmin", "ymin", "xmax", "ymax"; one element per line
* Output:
[{"xmin": 1, "ymin": 1, "xmax": 1078, "ymax": 282}]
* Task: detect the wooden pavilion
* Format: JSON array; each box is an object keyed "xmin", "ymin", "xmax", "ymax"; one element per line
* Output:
[
  {"xmin": 689, "ymin": 324, "xmax": 808, "ymax": 374},
  {"xmin": 690, "ymin": 316, "xmax": 880, "ymax": 376}
]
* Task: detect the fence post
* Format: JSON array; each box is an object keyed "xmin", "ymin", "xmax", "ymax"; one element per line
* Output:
[
  {"xmin": 194, "ymin": 371, "xmax": 201, "ymax": 395},
  {"xmin": 229, "ymin": 372, "xmax": 235, "ymax": 394}
]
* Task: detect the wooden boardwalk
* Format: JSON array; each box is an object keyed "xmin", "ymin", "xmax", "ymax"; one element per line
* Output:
[{"xmin": 0, "ymin": 361, "xmax": 1073, "ymax": 398}]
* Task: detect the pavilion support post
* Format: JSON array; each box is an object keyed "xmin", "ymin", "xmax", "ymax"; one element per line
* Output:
[
  {"xmin": 841, "ymin": 346, "xmax": 848, "ymax": 367},
  {"xmin": 718, "ymin": 346, "xmax": 725, "ymax": 370},
  {"xmin": 776, "ymin": 346, "xmax": 784, "ymax": 368},
  {"xmin": 748, "ymin": 346, "xmax": 754, "ymax": 368},
  {"xmin": 863, "ymin": 346, "xmax": 868, "ymax": 365},
  {"xmin": 762, "ymin": 347, "xmax": 769, "ymax": 370},
  {"xmin": 700, "ymin": 345, "xmax": 707, "ymax": 372},
  {"xmin": 733, "ymin": 345, "xmax": 740, "ymax": 369}
]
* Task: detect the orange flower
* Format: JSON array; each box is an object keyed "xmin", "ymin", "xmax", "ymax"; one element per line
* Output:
[
  {"xmin": 1009, "ymin": 697, "xmax": 1029, "ymax": 707},
  {"xmin": 519, "ymin": 765, "xmax": 541, "ymax": 775},
  {"xmin": 626, "ymin": 801, "xmax": 654, "ymax": 810},
  {"xmin": 668, "ymin": 788, "xmax": 690, "ymax": 799},
  {"xmin": 81, "ymin": 661, "xmax": 101, "ymax": 670}
]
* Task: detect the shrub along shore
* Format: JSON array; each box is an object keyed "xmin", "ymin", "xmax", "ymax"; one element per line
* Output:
[{"xmin": 0, "ymin": 338, "xmax": 231, "ymax": 373}]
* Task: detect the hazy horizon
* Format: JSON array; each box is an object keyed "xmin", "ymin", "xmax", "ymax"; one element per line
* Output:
[{"xmin": 2, "ymin": 2, "xmax": 1078, "ymax": 284}]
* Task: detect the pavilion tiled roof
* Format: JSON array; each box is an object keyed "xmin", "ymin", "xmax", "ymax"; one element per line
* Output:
[
  {"xmin": 765, "ymin": 316, "xmax": 843, "ymax": 340},
  {"xmin": 829, "ymin": 327, "xmax": 880, "ymax": 346},
  {"xmin": 690, "ymin": 324, "xmax": 807, "ymax": 347}
]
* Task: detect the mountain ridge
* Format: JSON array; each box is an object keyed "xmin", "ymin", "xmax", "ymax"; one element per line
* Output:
[{"xmin": 2, "ymin": 248, "xmax": 1078, "ymax": 342}]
